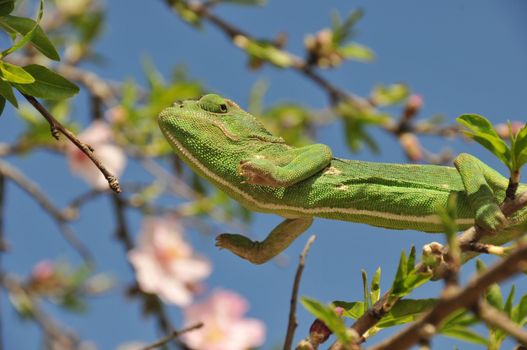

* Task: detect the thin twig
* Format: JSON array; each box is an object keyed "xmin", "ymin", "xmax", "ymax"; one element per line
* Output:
[
  {"xmin": 464, "ymin": 241, "xmax": 507, "ymax": 256},
  {"xmin": 0, "ymin": 173, "xmax": 5, "ymax": 253},
  {"xmin": 366, "ymin": 242, "xmax": 527, "ymax": 350},
  {"xmin": 66, "ymin": 188, "xmax": 106, "ymax": 212},
  {"xmin": 141, "ymin": 323, "xmax": 203, "ymax": 350},
  {"xmin": 171, "ymin": 0, "xmax": 363, "ymax": 107},
  {"xmin": 111, "ymin": 193, "xmax": 133, "ymax": 251},
  {"xmin": 476, "ymin": 300, "xmax": 527, "ymax": 347},
  {"xmin": 0, "ymin": 174, "xmax": 4, "ymax": 350},
  {"xmin": 0, "ymin": 160, "xmax": 70, "ymax": 222},
  {"xmin": 21, "ymin": 93, "xmax": 121, "ymax": 193},
  {"xmin": 110, "ymin": 193, "xmax": 176, "ymax": 338},
  {"xmin": 58, "ymin": 65, "xmax": 119, "ymax": 106},
  {"xmin": 57, "ymin": 222, "xmax": 95, "ymax": 268},
  {"xmin": 164, "ymin": 0, "xmax": 467, "ymax": 149},
  {"xmin": 284, "ymin": 235, "xmax": 316, "ymax": 350},
  {"xmin": 0, "ymin": 160, "xmax": 93, "ymax": 265},
  {"xmin": 1, "ymin": 273, "xmax": 79, "ymax": 349}
]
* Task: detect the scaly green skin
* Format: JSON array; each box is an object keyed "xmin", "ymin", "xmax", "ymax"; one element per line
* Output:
[{"xmin": 158, "ymin": 94, "xmax": 527, "ymax": 264}]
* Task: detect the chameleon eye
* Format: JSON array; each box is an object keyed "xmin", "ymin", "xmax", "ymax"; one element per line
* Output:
[{"xmin": 198, "ymin": 94, "xmax": 231, "ymax": 114}]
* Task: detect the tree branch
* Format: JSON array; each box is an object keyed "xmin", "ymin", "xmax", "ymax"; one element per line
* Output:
[
  {"xmin": 141, "ymin": 323, "xmax": 203, "ymax": 350},
  {"xmin": 21, "ymin": 93, "xmax": 121, "ymax": 193},
  {"xmin": 366, "ymin": 242, "xmax": 527, "ymax": 350},
  {"xmin": 329, "ymin": 190, "xmax": 527, "ymax": 349},
  {"xmin": 284, "ymin": 235, "xmax": 316, "ymax": 350},
  {"xmin": 1, "ymin": 273, "xmax": 79, "ymax": 349},
  {"xmin": 110, "ymin": 193, "xmax": 184, "ymax": 347},
  {"xmin": 476, "ymin": 300, "xmax": 527, "ymax": 347},
  {"xmin": 0, "ymin": 160, "xmax": 93, "ymax": 265}
]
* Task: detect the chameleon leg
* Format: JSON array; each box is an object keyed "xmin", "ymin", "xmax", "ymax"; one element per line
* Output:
[
  {"xmin": 216, "ymin": 217, "xmax": 313, "ymax": 264},
  {"xmin": 454, "ymin": 153, "xmax": 508, "ymax": 231},
  {"xmin": 238, "ymin": 144, "xmax": 332, "ymax": 187}
]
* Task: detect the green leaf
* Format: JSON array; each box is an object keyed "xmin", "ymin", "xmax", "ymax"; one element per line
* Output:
[
  {"xmin": 0, "ymin": 78, "xmax": 17, "ymax": 106},
  {"xmin": 0, "ymin": 62, "xmax": 34, "ymax": 84},
  {"xmin": 173, "ymin": 2, "xmax": 202, "ymax": 27},
  {"xmin": 0, "ymin": 15, "xmax": 60, "ymax": 61},
  {"xmin": 142, "ymin": 56, "xmax": 165, "ymax": 90},
  {"xmin": 338, "ymin": 43, "xmax": 375, "ymax": 62},
  {"xmin": 440, "ymin": 326, "xmax": 488, "ymax": 346},
  {"xmin": 439, "ymin": 194, "xmax": 459, "ymax": 241},
  {"xmin": 442, "ymin": 309, "xmax": 480, "ymax": 328},
  {"xmin": 486, "ymin": 283, "xmax": 503, "ymax": 310},
  {"xmin": 331, "ymin": 9, "xmax": 363, "ymax": 44},
  {"xmin": 407, "ymin": 246, "xmax": 416, "ymax": 271},
  {"xmin": 370, "ymin": 267, "xmax": 381, "ymax": 304},
  {"xmin": 361, "ymin": 270, "xmax": 370, "ymax": 306},
  {"xmin": 377, "ymin": 299, "xmax": 437, "ymax": 327},
  {"xmin": 1, "ymin": 0, "xmax": 44, "ymax": 58},
  {"xmin": 504, "ymin": 285, "xmax": 515, "ymax": 317},
  {"xmin": 457, "ymin": 114, "xmax": 511, "ymax": 169},
  {"xmin": 476, "ymin": 259, "xmax": 486, "ymax": 273},
  {"xmin": 391, "ymin": 250, "xmax": 408, "ymax": 295},
  {"xmin": 371, "ymin": 84, "xmax": 410, "ymax": 106},
  {"xmin": 301, "ymin": 297, "xmax": 352, "ymax": 343},
  {"xmin": 513, "ymin": 293, "xmax": 527, "ymax": 324},
  {"xmin": 333, "ymin": 300, "xmax": 366, "ymax": 319},
  {"xmin": 402, "ymin": 269, "xmax": 432, "ymax": 293},
  {"xmin": 0, "ymin": 0, "xmax": 14, "ymax": 16},
  {"xmin": 13, "ymin": 64, "xmax": 79, "ymax": 100},
  {"xmin": 72, "ymin": 10, "xmax": 104, "ymax": 44},
  {"xmin": 344, "ymin": 118, "xmax": 380, "ymax": 153},
  {"xmin": 242, "ymin": 39, "xmax": 294, "ymax": 68},
  {"xmin": 513, "ymin": 124, "xmax": 527, "ymax": 168},
  {"xmin": 337, "ymin": 299, "xmax": 436, "ymax": 328},
  {"xmin": 0, "ymin": 96, "xmax": 5, "ymax": 116}
]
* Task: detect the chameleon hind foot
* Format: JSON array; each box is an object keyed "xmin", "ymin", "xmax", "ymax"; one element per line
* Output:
[
  {"xmin": 474, "ymin": 202, "xmax": 508, "ymax": 232},
  {"xmin": 216, "ymin": 217, "xmax": 313, "ymax": 264}
]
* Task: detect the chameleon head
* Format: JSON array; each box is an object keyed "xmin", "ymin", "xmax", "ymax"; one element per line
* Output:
[{"xmin": 158, "ymin": 94, "xmax": 280, "ymax": 157}]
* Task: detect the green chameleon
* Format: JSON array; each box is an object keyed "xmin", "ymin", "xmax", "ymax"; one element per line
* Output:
[{"xmin": 158, "ymin": 94, "xmax": 527, "ymax": 264}]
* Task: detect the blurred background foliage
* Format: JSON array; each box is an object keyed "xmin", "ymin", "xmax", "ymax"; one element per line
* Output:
[{"xmin": 0, "ymin": 0, "xmax": 526, "ymax": 349}]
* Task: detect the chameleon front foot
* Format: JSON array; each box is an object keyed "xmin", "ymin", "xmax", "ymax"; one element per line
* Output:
[
  {"xmin": 216, "ymin": 217, "xmax": 314, "ymax": 264},
  {"xmin": 238, "ymin": 159, "xmax": 281, "ymax": 187},
  {"xmin": 216, "ymin": 233, "xmax": 270, "ymax": 264}
]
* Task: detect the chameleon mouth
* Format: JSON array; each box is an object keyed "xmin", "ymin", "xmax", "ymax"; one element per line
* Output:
[{"xmin": 157, "ymin": 108, "xmax": 174, "ymax": 127}]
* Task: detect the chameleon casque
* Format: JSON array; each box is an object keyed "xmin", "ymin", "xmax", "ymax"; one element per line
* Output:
[{"xmin": 158, "ymin": 94, "xmax": 527, "ymax": 264}]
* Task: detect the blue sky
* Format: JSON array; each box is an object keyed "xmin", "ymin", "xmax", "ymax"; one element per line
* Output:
[{"xmin": 3, "ymin": 0, "xmax": 527, "ymax": 349}]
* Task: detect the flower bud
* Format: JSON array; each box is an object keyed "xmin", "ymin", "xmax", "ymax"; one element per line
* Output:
[
  {"xmin": 495, "ymin": 122, "xmax": 525, "ymax": 139},
  {"xmin": 403, "ymin": 94, "xmax": 423, "ymax": 119},
  {"xmin": 295, "ymin": 340, "xmax": 315, "ymax": 350},
  {"xmin": 399, "ymin": 133, "xmax": 423, "ymax": 162},
  {"xmin": 308, "ymin": 307, "xmax": 343, "ymax": 345},
  {"xmin": 32, "ymin": 260, "xmax": 55, "ymax": 282},
  {"xmin": 309, "ymin": 318, "xmax": 332, "ymax": 344},
  {"xmin": 316, "ymin": 29, "xmax": 333, "ymax": 47}
]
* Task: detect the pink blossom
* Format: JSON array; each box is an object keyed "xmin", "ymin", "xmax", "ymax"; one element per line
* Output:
[
  {"xmin": 182, "ymin": 289, "xmax": 266, "ymax": 350},
  {"xmin": 403, "ymin": 94, "xmax": 423, "ymax": 119},
  {"xmin": 495, "ymin": 121, "xmax": 526, "ymax": 139},
  {"xmin": 31, "ymin": 260, "xmax": 55, "ymax": 282},
  {"xmin": 128, "ymin": 217, "xmax": 211, "ymax": 306},
  {"xmin": 66, "ymin": 121, "xmax": 126, "ymax": 190}
]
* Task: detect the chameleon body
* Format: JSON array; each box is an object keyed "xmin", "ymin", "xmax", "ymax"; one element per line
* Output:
[{"xmin": 158, "ymin": 94, "xmax": 527, "ymax": 264}]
